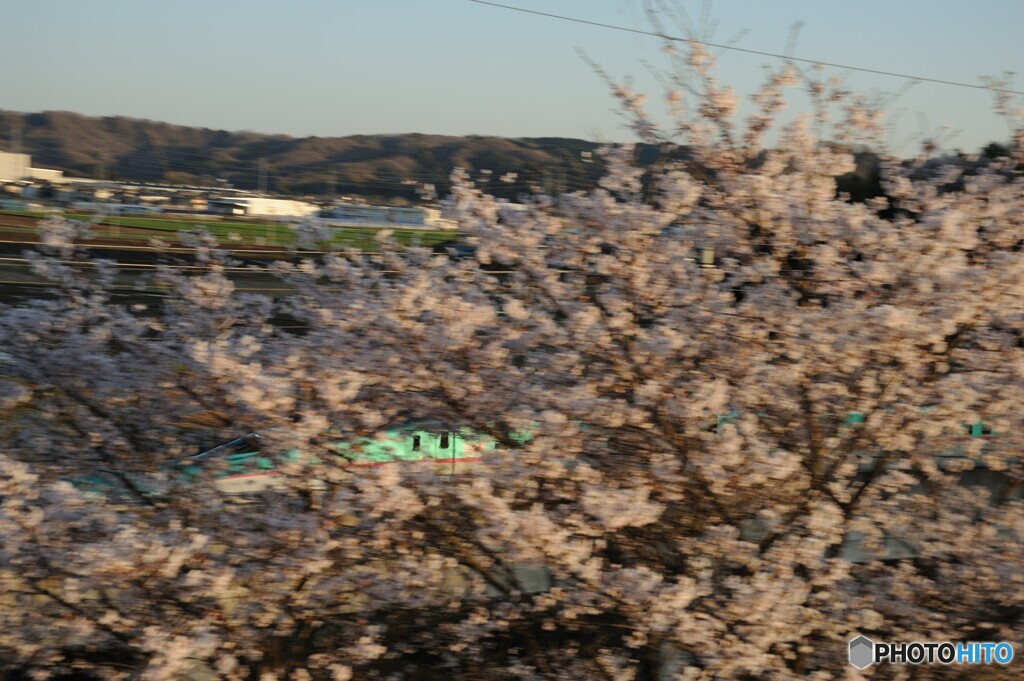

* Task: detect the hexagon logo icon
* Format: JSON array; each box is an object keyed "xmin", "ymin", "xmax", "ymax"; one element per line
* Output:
[{"xmin": 849, "ymin": 635, "xmax": 875, "ymax": 669}]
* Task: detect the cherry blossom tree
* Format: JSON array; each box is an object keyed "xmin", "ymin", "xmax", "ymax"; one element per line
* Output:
[{"xmin": 2, "ymin": 34, "xmax": 1024, "ymax": 681}]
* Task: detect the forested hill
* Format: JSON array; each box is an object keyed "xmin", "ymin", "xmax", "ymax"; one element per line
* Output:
[
  {"xmin": 6, "ymin": 109, "xmax": 1003, "ymax": 204},
  {"xmin": 0, "ymin": 110, "xmax": 614, "ymax": 201}
]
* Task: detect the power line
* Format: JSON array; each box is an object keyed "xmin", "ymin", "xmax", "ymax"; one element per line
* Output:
[{"xmin": 466, "ymin": 0, "xmax": 1024, "ymax": 96}]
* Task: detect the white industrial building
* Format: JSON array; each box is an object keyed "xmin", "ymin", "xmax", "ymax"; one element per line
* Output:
[
  {"xmin": 207, "ymin": 196, "xmax": 320, "ymax": 219},
  {"xmin": 0, "ymin": 151, "xmax": 64, "ymax": 183},
  {"xmin": 0, "ymin": 152, "xmax": 30, "ymax": 182},
  {"xmin": 28, "ymin": 167, "xmax": 64, "ymax": 182}
]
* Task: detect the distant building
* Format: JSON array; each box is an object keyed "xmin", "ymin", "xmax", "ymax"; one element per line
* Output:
[
  {"xmin": 207, "ymin": 196, "xmax": 320, "ymax": 219},
  {"xmin": 27, "ymin": 167, "xmax": 64, "ymax": 183},
  {"xmin": 318, "ymin": 203, "xmax": 455, "ymax": 229},
  {"xmin": 0, "ymin": 152, "xmax": 30, "ymax": 182},
  {"xmin": 57, "ymin": 185, "xmax": 114, "ymax": 204},
  {"xmin": 0, "ymin": 151, "xmax": 65, "ymax": 183}
]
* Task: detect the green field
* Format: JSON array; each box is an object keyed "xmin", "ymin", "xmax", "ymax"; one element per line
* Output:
[{"xmin": 0, "ymin": 210, "xmax": 460, "ymax": 251}]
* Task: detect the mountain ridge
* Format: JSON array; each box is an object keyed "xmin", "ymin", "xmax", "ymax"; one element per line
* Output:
[{"xmin": 0, "ymin": 110, "xmax": 608, "ymax": 202}]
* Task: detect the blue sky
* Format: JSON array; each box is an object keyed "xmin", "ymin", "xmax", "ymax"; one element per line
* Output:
[{"xmin": 3, "ymin": 1, "xmax": 1022, "ymax": 153}]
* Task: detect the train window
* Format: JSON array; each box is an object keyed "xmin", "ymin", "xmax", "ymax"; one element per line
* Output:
[
  {"xmin": 412, "ymin": 435, "xmax": 420, "ymax": 451},
  {"xmin": 966, "ymin": 423, "xmax": 993, "ymax": 437},
  {"xmin": 440, "ymin": 433, "xmax": 450, "ymax": 449}
]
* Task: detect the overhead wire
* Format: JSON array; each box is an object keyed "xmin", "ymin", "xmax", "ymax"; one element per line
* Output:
[{"xmin": 466, "ymin": 0, "xmax": 1024, "ymax": 96}]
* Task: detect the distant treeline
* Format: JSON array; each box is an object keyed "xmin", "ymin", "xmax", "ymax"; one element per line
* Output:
[{"xmin": 0, "ymin": 110, "xmax": 1016, "ymax": 204}]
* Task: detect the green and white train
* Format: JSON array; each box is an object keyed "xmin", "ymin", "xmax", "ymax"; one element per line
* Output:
[{"xmin": 182, "ymin": 426, "xmax": 497, "ymax": 494}]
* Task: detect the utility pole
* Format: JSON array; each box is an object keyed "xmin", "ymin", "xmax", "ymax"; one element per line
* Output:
[
  {"xmin": 327, "ymin": 165, "xmax": 337, "ymax": 197},
  {"xmin": 12, "ymin": 117, "xmax": 23, "ymax": 154},
  {"xmin": 258, "ymin": 160, "xmax": 267, "ymax": 194}
]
